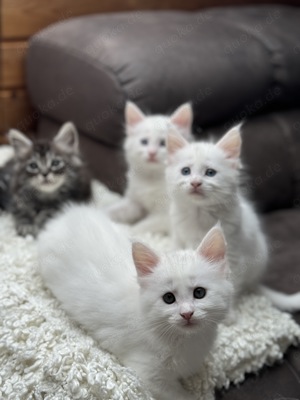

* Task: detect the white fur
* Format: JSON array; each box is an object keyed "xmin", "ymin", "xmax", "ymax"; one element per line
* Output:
[
  {"xmin": 108, "ymin": 102, "xmax": 193, "ymax": 235},
  {"xmin": 166, "ymin": 126, "xmax": 300, "ymax": 316},
  {"xmin": 38, "ymin": 204, "xmax": 233, "ymax": 400},
  {"xmin": 30, "ymin": 172, "xmax": 66, "ymax": 192}
]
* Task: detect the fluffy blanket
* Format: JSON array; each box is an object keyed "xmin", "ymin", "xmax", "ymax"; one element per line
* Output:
[{"xmin": 1, "ymin": 146, "xmax": 300, "ymax": 400}]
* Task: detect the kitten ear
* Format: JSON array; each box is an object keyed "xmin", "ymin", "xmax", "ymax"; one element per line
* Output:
[
  {"xmin": 170, "ymin": 102, "xmax": 193, "ymax": 134},
  {"xmin": 54, "ymin": 122, "xmax": 79, "ymax": 152},
  {"xmin": 216, "ymin": 124, "xmax": 242, "ymax": 161},
  {"xmin": 8, "ymin": 129, "xmax": 33, "ymax": 158},
  {"xmin": 167, "ymin": 131, "xmax": 189, "ymax": 157},
  {"xmin": 132, "ymin": 242, "xmax": 160, "ymax": 278},
  {"xmin": 196, "ymin": 225, "xmax": 227, "ymax": 265},
  {"xmin": 125, "ymin": 101, "xmax": 145, "ymax": 129}
]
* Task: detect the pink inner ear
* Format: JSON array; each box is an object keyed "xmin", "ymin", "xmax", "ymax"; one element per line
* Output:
[
  {"xmin": 170, "ymin": 103, "xmax": 192, "ymax": 131},
  {"xmin": 132, "ymin": 242, "xmax": 160, "ymax": 277},
  {"xmin": 167, "ymin": 132, "xmax": 188, "ymax": 156},
  {"xmin": 125, "ymin": 102, "xmax": 145, "ymax": 127},
  {"xmin": 216, "ymin": 125, "xmax": 242, "ymax": 160},
  {"xmin": 197, "ymin": 226, "xmax": 226, "ymax": 263}
]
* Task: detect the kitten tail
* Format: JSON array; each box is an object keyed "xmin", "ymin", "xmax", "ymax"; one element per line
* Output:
[{"xmin": 259, "ymin": 285, "xmax": 300, "ymax": 312}]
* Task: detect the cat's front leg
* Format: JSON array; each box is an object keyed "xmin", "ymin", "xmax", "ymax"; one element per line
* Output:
[
  {"xmin": 14, "ymin": 212, "xmax": 39, "ymax": 237},
  {"xmin": 107, "ymin": 197, "xmax": 145, "ymax": 224},
  {"xmin": 16, "ymin": 222, "xmax": 39, "ymax": 237},
  {"xmin": 35, "ymin": 208, "xmax": 57, "ymax": 227},
  {"xmin": 223, "ymin": 295, "xmax": 238, "ymax": 325},
  {"xmin": 130, "ymin": 358, "xmax": 197, "ymax": 400},
  {"xmin": 12, "ymin": 205, "xmax": 38, "ymax": 237},
  {"xmin": 14, "ymin": 208, "xmax": 57, "ymax": 237}
]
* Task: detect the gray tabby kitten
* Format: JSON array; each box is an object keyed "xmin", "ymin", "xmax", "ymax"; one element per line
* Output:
[{"xmin": 2, "ymin": 122, "xmax": 91, "ymax": 236}]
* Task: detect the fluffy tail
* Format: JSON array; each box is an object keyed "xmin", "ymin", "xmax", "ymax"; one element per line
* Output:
[{"xmin": 259, "ymin": 285, "xmax": 300, "ymax": 312}]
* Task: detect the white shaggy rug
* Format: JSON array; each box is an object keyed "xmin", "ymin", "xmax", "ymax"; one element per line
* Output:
[{"xmin": 1, "ymin": 147, "xmax": 300, "ymax": 400}]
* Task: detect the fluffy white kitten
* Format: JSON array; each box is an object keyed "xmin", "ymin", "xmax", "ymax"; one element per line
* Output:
[
  {"xmin": 108, "ymin": 101, "xmax": 193, "ymax": 235},
  {"xmin": 166, "ymin": 125, "xmax": 300, "ymax": 315},
  {"xmin": 38, "ymin": 204, "xmax": 233, "ymax": 400}
]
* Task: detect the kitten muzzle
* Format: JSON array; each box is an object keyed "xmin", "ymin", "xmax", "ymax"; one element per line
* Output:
[
  {"xmin": 189, "ymin": 187, "xmax": 203, "ymax": 195},
  {"xmin": 147, "ymin": 154, "xmax": 158, "ymax": 163}
]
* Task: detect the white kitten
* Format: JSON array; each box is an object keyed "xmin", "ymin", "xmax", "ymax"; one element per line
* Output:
[
  {"xmin": 38, "ymin": 204, "xmax": 233, "ymax": 400},
  {"xmin": 108, "ymin": 102, "xmax": 193, "ymax": 235},
  {"xmin": 166, "ymin": 126, "xmax": 300, "ymax": 316}
]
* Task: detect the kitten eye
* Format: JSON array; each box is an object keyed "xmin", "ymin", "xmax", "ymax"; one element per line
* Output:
[
  {"xmin": 205, "ymin": 168, "xmax": 217, "ymax": 177},
  {"xmin": 141, "ymin": 138, "xmax": 148, "ymax": 145},
  {"xmin": 29, "ymin": 162, "xmax": 38, "ymax": 169},
  {"xmin": 159, "ymin": 139, "xmax": 166, "ymax": 147},
  {"xmin": 26, "ymin": 162, "xmax": 38, "ymax": 173},
  {"xmin": 162, "ymin": 292, "xmax": 176, "ymax": 304},
  {"xmin": 193, "ymin": 287, "xmax": 206, "ymax": 299},
  {"xmin": 51, "ymin": 159, "xmax": 61, "ymax": 167},
  {"xmin": 181, "ymin": 167, "xmax": 191, "ymax": 176}
]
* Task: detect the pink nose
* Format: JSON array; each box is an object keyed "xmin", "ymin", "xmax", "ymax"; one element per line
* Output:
[
  {"xmin": 191, "ymin": 181, "xmax": 201, "ymax": 188},
  {"xmin": 148, "ymin": 150, "xmax": 157, "ymax": 157},
  {"xmin": 180, "ymin": 312, "xmax": 194, "ymax": 320}
]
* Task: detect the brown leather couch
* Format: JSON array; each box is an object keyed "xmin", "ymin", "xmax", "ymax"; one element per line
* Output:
[{"xmin": 26, "ymin": 4, "xmax": 300, "ymax": 399}]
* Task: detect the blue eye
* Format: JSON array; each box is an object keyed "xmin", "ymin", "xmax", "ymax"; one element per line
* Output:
[
  {"xmin": 141, "ymin": 138, "xmax": 148, "ymax": 145},
  {"xmin": 181, "ymin": 167, "xmax": 191, "ymax": 176},
  {"xmin": 205, "ymin": 168, "xmax": 217, "ymax": 177},
  {"xmin": 162, "ymin": 292, "xmax": 176, "ymax": 304},
  {"xmin": 193, "ymin": 287, "xmax": 206, "ymax": 299}
]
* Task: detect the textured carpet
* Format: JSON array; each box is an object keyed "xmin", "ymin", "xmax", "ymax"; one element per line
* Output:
[{"xmin": 1, "ymin": 147, "xmax": 300, "ymax": 400}]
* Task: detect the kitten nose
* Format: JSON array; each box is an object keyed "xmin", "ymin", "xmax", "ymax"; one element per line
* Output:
[
  {"xmin": 180, "ymin": 311, "xmax": 194, "ymax": 320},
  {"xmin": 148, "ymin": 150, "xmax": 157, "ymax": 161},
  {"xmin": 191, "ymin": 181, "xmax": 201, "ymax": 188}
]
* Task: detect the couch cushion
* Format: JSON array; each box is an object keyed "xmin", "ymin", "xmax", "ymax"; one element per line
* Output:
[{"xmin": 27, "ymin": 5, "xmax": 300, "ymax": 147}]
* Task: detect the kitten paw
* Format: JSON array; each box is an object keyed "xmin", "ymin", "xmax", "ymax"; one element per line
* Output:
[{"xmin": 16, "ymin": 224, "xmax": 38, "ymax": 237}]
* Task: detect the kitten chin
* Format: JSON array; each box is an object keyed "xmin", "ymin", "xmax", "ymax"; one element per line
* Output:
[{"xmin": 30, "ymin": 174, "xmax": 66, "ymax": 193}]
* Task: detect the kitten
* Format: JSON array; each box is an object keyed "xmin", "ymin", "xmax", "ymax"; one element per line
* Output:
[
  {"xmin": 38, "ymin": 204, "xmax": 233, "ymax": 400},
  {"xmin": 166, "ymin": 125, "xmax": 300, "ymax": 316},
  {"xmin": 5, "ymin": 122, "xmax": 91, "ymax": 237},
  {"xmin": 108, "ymin": 101, "xmax": 193, "ymax": 235}
]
